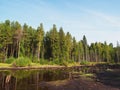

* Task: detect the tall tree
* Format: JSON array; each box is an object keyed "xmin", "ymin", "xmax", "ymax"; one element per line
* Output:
[
  {"xmin": 59, "ymin": 27, "xmax": 67, "ymax": 61},
  {"xmin": 116, "ymin": 41, "xmax": 120, "ymax": 63},
  {"xmin": 66, "ymin": 32, "xmax": 72, "ymax": 60},
  {"xmin": 36, "ymin": 23, "xmax": 44, "ymax": 61},
  {"xmin": 12, "ymin": 21, "xmax": 22, "ymax": 58},
  {"xmin": 82, "ymin": 35, "xmax": 88, "ymax": 61},
  {"xmin": 71, "ymin": 37, "xmax": 77, "ymax": 61},
  {"xmin": 44, "ymin": 31, "xmax": 51, "ymax": 59},
  {"xmin": 78, "ymin": 41, "xmax": 84, "ymax": 62},
  {"xmin": 49, "ymin": 24, "xmax": 60, "ymax": 60}
]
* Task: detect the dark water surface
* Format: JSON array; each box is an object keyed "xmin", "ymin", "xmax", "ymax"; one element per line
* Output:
[
  {"xmin": 0, "ymin": 66, "xmax": 120, "ymax": 90},
  {"xmin": 0, "ymin": 69, "xmax": 71, "ymax": 90}
]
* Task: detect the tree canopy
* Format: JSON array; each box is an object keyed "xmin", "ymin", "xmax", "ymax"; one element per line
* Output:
[{"xmin": 0, "ymin": 20, "xmax": 119, "ymax": 64}]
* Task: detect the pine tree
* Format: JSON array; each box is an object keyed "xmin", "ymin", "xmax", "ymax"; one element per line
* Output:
[
  {"xmin": 71, "ymin": 37, "xmax": 77, "ymax": 61},
  {"xmin": 36, "ymin": 23, "xmax": 44, "ymax": 61},
  {"xmin": 66, "ymin": 32, "xmax": 72, "ymax": 60},
  {"xmin": 78, "ymin": 41, "xmax": 84, "ymax": 62},
  {"xmin": 59, "ymin": 27, "xmax": 67, "ymax": 61},
  {"xmin": 49, "ymin": 24, "xmax": 60, "ymax": 60},
  {"xmin": 82, "ymin": 35, "xmax": 88, "ymax": 61}
]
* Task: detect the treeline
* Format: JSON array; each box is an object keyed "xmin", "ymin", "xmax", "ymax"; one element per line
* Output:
[{"xmin": 0, "ymin": 20, "xmax": 120, "ymax": 63}]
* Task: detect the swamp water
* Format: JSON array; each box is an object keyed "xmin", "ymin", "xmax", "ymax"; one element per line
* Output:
[
  {"xmin": 0, "ymin": 66, "xmax": 115, "ymax": 90},
  {"xmin": 0, "ymin": 68, "xmax": 77, "ymax": 90}
]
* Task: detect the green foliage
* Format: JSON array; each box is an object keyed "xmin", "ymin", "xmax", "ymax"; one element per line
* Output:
[
  {"xmin": 38, "ymin": 59, "xmax": 74, "ymax": 66},
  {"xmin": 39, "ymin": 59, "xmax": 62, "ymax": 65},
  {"xmin": 59, "ymin": 61, "xmax": 68, "ymax": 66},
  {"xmin": 12, "ymin": 70, "xmax": 33, "ymax": 79},
  {"xmin": 49, "ymin": 59, "xmax": 59, "ymax": 65},
  {"xmin": 5, "ymin": 57, "xmax": 15, "ymax": 64},
  {"xmin": 39, "ymin": 59, "xmax": 49, "ymax": 65},
  {"xmin": 80, "ymin": 61, "xmax": 90, "ymax": 65},
  {"xmin": 12, "ymin": 57, "xmax": 32, "ymax": 67},
  {"xmin": 0, "ymin": 20, "xmax": 120, "ymax": 65},
  {"xmin": 67, "ymin": 59, "xmax": 75, "ymax": 64},
  {"xmin": 36, "ymin": 23, "xmax": 44, "ymax": 61}
]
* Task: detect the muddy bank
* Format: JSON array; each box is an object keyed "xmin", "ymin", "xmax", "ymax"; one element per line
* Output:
[
  {"xmin": 38, "ymin": 78, "xmax": 119, "ymax": 90},
  {"xmin": 37, "ymin": 69, "xmax": 120, "ymax": 90}
]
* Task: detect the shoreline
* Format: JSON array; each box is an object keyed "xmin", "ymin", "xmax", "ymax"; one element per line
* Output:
[
  {"xmin": 0, "ymin": 63, "xmax": 120, "ymax": 70},
  {"xmin": 0, "ymin": 64, "xmax": 97, "ymax": 70},
  {"xmin": 0, "ymin": 65, "xmax": 66, "ymax": 70}
]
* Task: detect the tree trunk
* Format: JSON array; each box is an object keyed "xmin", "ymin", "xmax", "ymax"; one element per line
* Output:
[
  {"xmin": 37, "ymin": 42, "xmax": 41, "ymax": 61},
  {"xmin": 78, "ymin": 51, "xmax": 80, "ymax": 63},
  {"xmin": 5, "ymin": 45, "xmax": 8, "ymax": 62},
  {"xmin": 18, "ymin": 41, "xmax": 20, "ymax": 58}
]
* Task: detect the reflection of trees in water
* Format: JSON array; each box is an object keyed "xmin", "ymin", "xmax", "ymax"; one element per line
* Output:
[
  {"xmin": 0, "ymin": 66, "xmax": 119, "ymax": 90},
  {"xmin": 0, "ymin": 73, "xmax": 17, "ymax": 90},
  {"xmin": 12, "ymin": 70, "xmax": 33, "ymax": 80},
  {"xmin": 0, "ymin": 70, "xmax": 32, "ymax": 90},
  {"xmin": 0, "ymin": 69, "xmax": 70, "ymax": 90},
  {"xmin": 5, "ymin": 75, "xmax": 11, "ymax": 90}
]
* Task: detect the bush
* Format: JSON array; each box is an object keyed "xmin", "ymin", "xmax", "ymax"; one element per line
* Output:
[
  {"xmin": 67, "ymin": 59, "xmax": 75, "ymax": 64},
  {"xmin": 60, "ymin": 61, "xmax": 68, "ymax": 66},
  {"xmin": 40, "ymin": 59, "xmax": 49, "ymax": 65},
  {"xmin": 5, "ymin": 57, "xmax": 15, "ymax": 64},
  {"xmin": 12, "ymin": 57, "xmax": 32, "ymax": 67},
  {"xmin": 52, "ymin": 59, "xmax": 60, "ymax": 65},
  {"xmin": 48, "ymin": 61, "xmax": 54, "ymax": 65},
  {"xmin": 80, "ymin": 61, "xmax": 90, "ymax": 65}
]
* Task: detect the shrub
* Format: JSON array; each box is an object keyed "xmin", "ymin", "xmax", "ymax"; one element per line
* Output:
[
  {"xmin": 40, "ymin": 59, "xmax": 49, "ymax": 65},
  {"xmin": 12, "ymin": 57, "xmax": 32, "ymax": 67},
  {"xmin": 67, "ymin": 59, "xmax": 75, "ymax": 64},
  {"xmin": 52, "ymin": 59, "xmax": 60, "ymax": 65},
  {"xmin": 61, "ymin": 61, "xmax": 68, "ymax": 66},
  {"xmin": 49, "ymin": 61, "xmax": 55, "ymax": 65},
  {"xmin": 5, "ymin": 57, "xmax": 15, "ymax": 64},
  {"xmin": 80, "ymin": 61, "xmax": 90, "ymax": 65}
]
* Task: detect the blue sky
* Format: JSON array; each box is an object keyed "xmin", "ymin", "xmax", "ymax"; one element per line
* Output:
[{"xmin": 0, "ymin": 0, "xmax": 120, "ymax": 46}]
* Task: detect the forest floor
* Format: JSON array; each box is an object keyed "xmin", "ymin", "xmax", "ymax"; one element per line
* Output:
[{"xmin": 38, "ymin": 69, "xmax": 120, "ymax": 90}]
